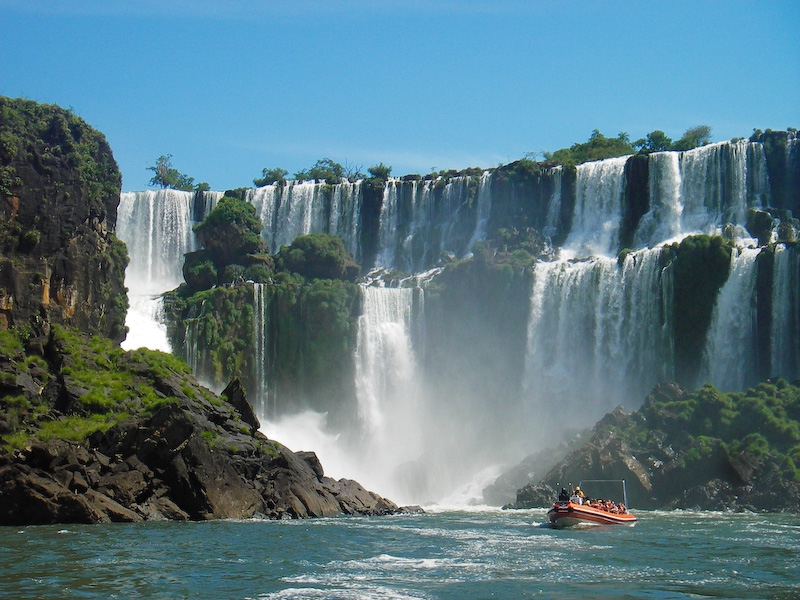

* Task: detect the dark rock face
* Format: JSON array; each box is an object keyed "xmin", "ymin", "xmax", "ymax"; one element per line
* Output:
[
  {"xmin": 221, "ymin": 378, "xmax": 260, "ymax": 434},
  {"xmin": 0, "ymin": 376, "xmax": 403, "ymax": 525},
  {"xmin": 0, "ymin": 96, "xmax": 127, "ymax": 342}
]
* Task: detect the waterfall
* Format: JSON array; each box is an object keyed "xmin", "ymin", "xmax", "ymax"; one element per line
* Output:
[
  {"xmin": 466, "ymin": 171, "xmax": 494, "ymax": 252},
  {"xmin": 328, "ymin": 179, "xmax": 363, "ymax": 261},
  {"xmin": 252, "ymin": 282, "xmax": 270, "ymax": 418},
  {"xmin": 117, "ymin": 190, "xmax": 202, "ymax": 351},
  {"xmin": 634, "ymin": 141, "xmax": 771, "ymax": 248},
  {"xmin": 771, "ymin": 244, "xmax": 800, "ymax": 380},
  {"xmin": 375, "ymin": 179, "xmax": 401, "ymax": 269},
  {"xmin": 352, "ymin": 285, "xmax": 423, "ymax": 502},
  {"xmin": 523, "ymin": 248, "xmax": 670, "ymax": 441},
  {"xmin": 247, "ymin": 180, "xmax": 363, "ymax": 259},
  {"xmin": 677, "ymin": 140, "xmax": 765, "ymax": 234},
  {"xmin": 256, "ymin": 181, "xmax": 326, "ymax": 252},
  {"xmin": 117, "ymin": 190, "xmax": 197, "ymax": 293},
  {"xmin": 376, "ymin": 175, "xmax": 486, "ymax": 271},
  {"xmin": 699, "ymin": 246, "xmax": 761, "ymax": 391},
  {"xmin": 542, "ymin": 166, "xmax": 563, "ymax": 240},
  {"xmin": 634, "ymin": 151, "xmax": 683, "ymax": 247},
  {"xmin": 355, "ymin": 286, "xmax": 419, "ymax": 436},
  {"xmin": 563, "ymin": 156, "xmax": 629, "ymax": 258}
]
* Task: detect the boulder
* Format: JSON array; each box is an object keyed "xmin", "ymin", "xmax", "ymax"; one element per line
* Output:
[{"xmin": 221, "ymin": 378, "xmax": 260, "ymax": 434}]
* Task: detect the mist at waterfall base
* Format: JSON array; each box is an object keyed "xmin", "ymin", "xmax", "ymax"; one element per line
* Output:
[{"xmin": 116, "ymin": 138, "xmax": 800, "ymax": 507}]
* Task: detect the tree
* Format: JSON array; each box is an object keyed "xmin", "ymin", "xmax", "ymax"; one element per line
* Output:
[
  {"xmin": 634, "ymin": 130, "xmax": 673, "ymax": 152},
  {"xmin": 672, "ymin": 125, "xmax": 712, "ymax": 151},
  {"xmin": 147, "ymin": 154, "xmax": 195, "ymax": 191},
  {"xmin": 295, "ymin": 158, "xmax": 345, "ymax": 184},
  {"xmin": 254, "ymin": 167, "xmax": 288, "ymax": 187},
  {"xmin": 544, "ymin": 130, "xmax": 635, "ymax": 166},
  {"xmin": 367, "ymin": 162, "xmax": 392, "ymax": 180}
]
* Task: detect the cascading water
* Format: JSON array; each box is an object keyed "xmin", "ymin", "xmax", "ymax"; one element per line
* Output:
[
  {"xmin": 247, "ymin": 180, "xmax": 363, "ymax": 260},
  {"xmin": 351, "ymin": 285, "xmax": 423, "ymax": 503},
  {"xmin": 634, "ymin": 141, "xmax": 770, "ymax": 248},
  {"xmin": 375, "ymin": 179, "xmax": 401, "ymax": 269},
  {"xmin": 117, "ymin": 189, "xmax": 215, "ymax": 351},
  {"xmin": 542, "ymin": 166, "xmax": 563, "ymax": 240},
  {"xmin": 771, "ymin": 244, "xmax": 800, "ymax": 380},
  {"xmin": 699, "ymin": 246, "xmax": 761, "ymax": 391},
  {"xmin": 376, "ymin": 174, "xmax": 489, "ymax": 272},
  {"xmin": 466, "ymin": 172, "xmax": 493, "ymax": 252},
  {"xmin": 634, "ymin": 151, "xmax": 683, "ymax": 247},
  {"xmin": 523, "ymin": 248, "xmax": 670, "ymax": 442},
  {"xmin": 252, "ymin": 282, "xmax": 270, "ymax": 417},
  {"xmin": 562, "ymin": 156, "xmax": 629, "ymax": 258},
  {"xmin": 676, "ymin": 140, "xmax": 767, "ymax": 235}
]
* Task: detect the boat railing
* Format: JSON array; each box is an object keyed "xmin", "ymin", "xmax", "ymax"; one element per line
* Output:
[{"xmin": 578, "ymin": 479, "xmax": 630, "ymax": 509}]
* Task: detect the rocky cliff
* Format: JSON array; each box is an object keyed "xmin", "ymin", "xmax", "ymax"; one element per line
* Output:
[
  {"xmin": 0, "ymin": 326, "xmax": 404, "ymax": 524},
  {"xmin": 0, "ymin": 97, "xmax": 128, "ymax": 343}
]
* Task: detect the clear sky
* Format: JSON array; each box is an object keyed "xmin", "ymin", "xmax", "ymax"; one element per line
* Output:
[{"xmin": 1, "ymin": 0, "xmax": 798, "ymax": 192}]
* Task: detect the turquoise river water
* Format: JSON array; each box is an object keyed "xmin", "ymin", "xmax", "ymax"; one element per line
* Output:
[{"xmin": 1, "ymin": 508, "xmax": 798, "ymax": 599}]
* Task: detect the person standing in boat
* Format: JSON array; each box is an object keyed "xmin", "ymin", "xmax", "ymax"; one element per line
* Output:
[{"xmin": 570, "ymin": 487, "xmax": 585, "ymax": 505}]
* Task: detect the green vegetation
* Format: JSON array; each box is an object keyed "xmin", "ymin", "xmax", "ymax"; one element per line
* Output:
[
  {"xmin": 165, "ymin": 284, "xmax": 256, "ymax": 389},
  {"xmin": 294, "ymin": 158, "xmax": 363, "ymax": 184},
  {"xmin": 166, "ymin": 230, "xmax": 361, "ymax": 409},
  {"xmin": 187, "ymin": 196, "xmax": 272, "ymax": 289},
  {"xmin": 669, "ymin": 125, "xmax": 714, "ymax": 152},
  {"xmin": 0, "ymin": 324, "xmax": 200, "ymax": 452},
  {"xmin": 194, "ymin": 195, "xmax": 264, "ymax": 258},
  {"xmin": 632, "ymin": 126, "xmax": 713, "ymax": 153},
  {"xmin": 269, "ymin": 276, "xmax": 359, "ymax": 410},
  {"xmin": 0, "ymin": 96, "xmax": 120, "ymax": 215},
  {"xmin": 543, "ymin": 126, "xmax": 714, "ymax": 167},
  {"xmin": 254, "ymin": 167, "xmax": 289, "ymax": 187},
  {"xmin": 277, "ymin": 234, "xmax": 359, "ymax": 281},
  {"xmin": 367, "ymin": 162, "xmax": 392, "ymax": 180},
  {"xmin": 544, "ymin": 130, "xmax": 635, "ymax": 166},
  {"xmin": 147, "ymin": 154, "xmax": 197, "ymax": 191},
  {"xmin": 665, "ymin": 235, "xmax": 733, "ymax": 385},
  {"xmin": 635, "ymin": 380, "xmax": 800, "ymax": 481},
  {"xmin": 471, "ymin": 227, "xmax": 548, "ymax": 269}
]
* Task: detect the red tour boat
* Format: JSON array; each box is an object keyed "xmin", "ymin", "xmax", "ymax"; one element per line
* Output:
[{"xmin": 547, "ymin": 480, "xmax": 637, "ymax": 528}]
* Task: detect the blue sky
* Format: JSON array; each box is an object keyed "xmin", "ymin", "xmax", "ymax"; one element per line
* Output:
[{"xmin": 1, "ymin": 0, "xmax": 798, "ymax": 191}]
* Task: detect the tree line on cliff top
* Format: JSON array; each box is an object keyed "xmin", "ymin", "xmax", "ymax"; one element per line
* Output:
[{"xmin": 148, "ymin": 126, "xmax": 720, "ymax": 191}]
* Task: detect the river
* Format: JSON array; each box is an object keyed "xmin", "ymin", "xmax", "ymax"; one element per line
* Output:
[{"xmin": 1, "ymin": 508, "xmax": 797, "ymax": 599}]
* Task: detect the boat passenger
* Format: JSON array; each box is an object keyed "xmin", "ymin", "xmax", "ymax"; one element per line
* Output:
[{"xmin": 558, "ymin": 488, "xmax": 569, "ymax": 501}]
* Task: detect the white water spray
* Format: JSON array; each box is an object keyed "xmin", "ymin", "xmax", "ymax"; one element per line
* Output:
[{"xmin": 523, "ymin": 248, "xmax": 669, "ymax": 442}]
